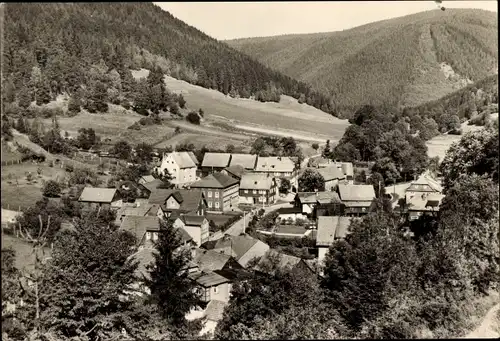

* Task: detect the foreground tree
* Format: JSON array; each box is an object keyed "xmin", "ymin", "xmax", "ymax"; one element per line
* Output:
[
  {"xmin": 42, "ymin": 180, "xmax": 61, "ymax": 198},
  {"xmin": 145, "ymin": 219, "xmax": 201, "ymax": 328},
  {"xmin": 298, "ymin": 168, "xmax": 325, "ymax": 192},
  {"xmin": 38, "ymin": 211, "xmax": 140, "ymax": 339}
]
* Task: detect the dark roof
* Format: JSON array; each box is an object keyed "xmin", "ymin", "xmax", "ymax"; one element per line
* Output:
[
  {"xmin": 190, "ymin": 172, "xmax": 239, "ymax": 189},
  {"xmin": 189, "ymin": 271, "xmax": 230, "ymax": 287},
  {"xmin": 120, "ymin": 216, "xmax": 161, "ymax": 243},
  {"xmin": 211, "ymin": 235, "xmax": 263, "ymax": 261},
  {"xmin": 148, "ymin": 189, "xmax": 177, "ymax": 205},
  {"xmin": 278, "ymin": 206, "xmax": 303, "ymax": 215},
  {"xmin": 177, "ymin": 227, "xmax": 194, "ymax": 244},
  {"xmin": 141, "ymin": 179, "xmax": 164, "ymax": 193},
  {"xmin": 149, "ymin": 189, "xmax": 204, "ymax": 213},
  {"xmin": 193, "ymin": 249, "xmax": 233, "ymax": 272},
  {"xmin": 223, "ymin": 165, "xmax": 247, "ymax": 179},
  {"xmin": 200, "ymin": 240, "xmax": 218, "ymax": 250},
  {"xmin": 180, "ymin": 215, "xmax": 206, "ymax": 227}
]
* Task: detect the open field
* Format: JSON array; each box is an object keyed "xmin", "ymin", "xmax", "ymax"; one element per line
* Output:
[
  {"xmin": 1, "ymin": 142, "xmax": 23, "ymax": 163},
  {"xmin": 132, "ymin": 69, "xmax": 350, "ymax": 142},
  {"xmin": 155, "ymin": 132, "xmax": 251, "ymax": 152},
  {"xmin": 1, "ymin": 163, "xmax": 68, "ymax": 210},
  {"xmin": 426, "ymin": 122, "xmax": 484, "ymax": 161}
]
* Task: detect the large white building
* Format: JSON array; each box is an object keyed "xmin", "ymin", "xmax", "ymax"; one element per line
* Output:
[{"xmin": 155, "ymin": 151, "xmax": 199, "ymax": 186}]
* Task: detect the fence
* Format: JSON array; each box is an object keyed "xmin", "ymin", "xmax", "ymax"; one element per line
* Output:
[{"xmin": 1, "ymin": 159, "xmax": 24, "ymax": 167}]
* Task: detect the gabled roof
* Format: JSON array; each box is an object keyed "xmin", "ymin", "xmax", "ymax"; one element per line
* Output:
[
  {"xmin": 193, "ymin": 249, "xmax": 233, "ymax": 272},
  {"xmin": 170, "ymin": 151, "xmax": 198, "ymax": 169},
  {"xmin": 138, "ymin": 175, "xmax": 156, "ymax": 185},
  {"xmin": 409, "ymin": 173, "xmax": 442, "ymax": 193},
  {"xmin": 296, "ymin": 191, "xmax": 341, "ymax": 204},
  {"xmin": 149, "ymin": 189, "xmax": 204, "ymax": 213},
  {"xmin": 189, "ymin": 271, "xmax": 230, "ymax": 287},
  {"xmin": 405, "ymin": 192, "xmax": 445, "ymax": 212},
  {"xmin": 210, "ymin": 234, "xmax": 263, "ymax": 261},
  {"xmin": 190, "ymin": 173, "xmax": 239, "ymax": 189},
  {"xmin": 338, "ymin": 184, "xmax": 376, "ymax": 202},
  {"xmin": 204, "ymin": 300, "xmax": 228, "ymax": 322},
  {"xmin": 179, "ymin": 215, "xmax": 206, "ymax": 227},
  {"xmin": 116, "ymin": 203, "xmax": 159, "ymax": 219},
  {"xmin": 178, "ymin": 227, "xmax": 194, "ymax": 244},
  {"xmin": 315, "ymin": 167, "xmax": 346, "ymax": 181},
  {"xmin": 254, "ymin": 249, "xmax": 304, "ymax": 274},
  {"xmin": 120, "ymin": 216, "xmax": 161, "ymax": 243},
  {"xmin": 229, "ymin": 154, "xmax": 257, "ymax": 170},
  {"xmin": 240, "ymin": 173, "xmax": 273, "ymax": 190},
  {"xmin": 316, "ymin": 216, "xmax": 352, "ymax": 246},
  {"xmin": 223, "ymin": 165, "xmax": 247, "ymax": 179},
  {"xmin": 255, "ymin": 156, "xmax": 295, "ymax": 173},
  {"xmin": 141, "ymin": 179, "xmax": 164, "ymax": 193},
  {"xmin": 78, "ymin": 187, "xmax": 117, "ymax": 203},
  {"xmin": 202, "ymin": 153, "xmax": 231, "ymax": 168}
]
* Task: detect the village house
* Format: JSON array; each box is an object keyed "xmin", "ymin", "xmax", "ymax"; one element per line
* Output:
[
  {"xmin": 277, "ymin": 206, "xmax": 307, "ymax": 223},
  {"xmin": 114, "ymin": 202, "xmax": 162, "ymax": 225},
  {"xmin": 337, "ymin": 184, "xmax": 376, "ymax": 216},
  {"xmin": 148, "ymin": 188, "xmax": 207, "ymax": 219},
  {"xmin": 190, "ymin": 173, "xmax": 239, "ymax": 213},
  {"xmin": 201, "ymin": 234, "xmax": 270, "ymax": 268},
  {"xmin": 405, "ymin": 172, "xmax": 445, "ymax": 221},
  {"xmin": 138, "ymin": 175, "xmax": 156, "ymax": 185},
  {"xmin": 315, "ymin": 166, "xmax": 350, "ymax": 191},
  {"xmin": 119, "ymin": 216, "xmax": 162, "ymax": 247},
  {"xmin": 228, "ymin": 153, "xmax": 257, "ymax": 170},
  {"xmin": 138, "ymin": 178, "xmax": 164, "ymax": 197},
  {"xmin": 154, "ymin": 151, "xmax": 199, "ymax": 186},
  {"xmin": 254, "ymin": 156, "xmax": 298, "ymax": 191},
  {"xmin": 294, "ymin": 191, "xmax": 343, "ymax": 218},
  {"xmin": 173, "ymin": 215, "xmax": 210, "ymax": 246},
  {"xmin": 239, "ymin": 173, "xmax": 277, "ymax": 206},
  {"xmin": 221, "ymin": 165, "xmax": 247, "ymax": 180},
  {"xmin": 78, "ymin": 187, "xmax": 121, "ymax": 210},
  {"xmin": 253, "ymin": 249, "xmax": 315, "ymax": 276},
  {"xmin": 201, "ymin": 153, "xmax": 232, "ymax": 176},
  {"xmin": 316, "ymin": 216, "xmax": 354, "ymax": 267}
]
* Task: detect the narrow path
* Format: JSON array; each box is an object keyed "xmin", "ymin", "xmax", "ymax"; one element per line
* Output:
[{"xmin": 465, "ymin": 303, "xmax": 500, "ymax": 339}]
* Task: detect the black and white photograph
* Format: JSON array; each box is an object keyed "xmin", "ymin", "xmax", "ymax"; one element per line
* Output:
[{"xmin": 1, "ymin": 1, "xmax": 498, "ymax": 340}]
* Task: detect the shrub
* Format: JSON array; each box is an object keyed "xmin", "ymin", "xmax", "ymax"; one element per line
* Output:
[
  {"xmin": 43, "ymin": 180, "xmax": 62, "ymax": 197},
  {"xmin": 65, "ymin": 164, "xmax": 74, "ymax": 173},
  {"xmin": 127, "ymin": 122, "xmax": 141, "ymax": 130},
  {"xmin": 186, "ymin": 111, "xmax": 201, "ymax": 125},
  {"xmin": 139, "ymin": 117, "xmax": 155, "ymax": 126}
]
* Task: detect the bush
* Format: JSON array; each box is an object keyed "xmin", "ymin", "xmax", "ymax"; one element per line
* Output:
[
  {"xmin": 127, "ymin": 122, "xmax": 141, "ymax": 130},
  {"xmin": 186, "ymin": 111, "xmax": 201, "ymax": 125},
  {"xmin": 139, "ymin": 117, "xmax": 155, "ymax": 126},
  {"xmin": 65, "ymin": 164, "xmax": 74, "ymax": 173},
  {"xmin": 43, "ymin": 180, "xmax": 62, "ymax": 197}
]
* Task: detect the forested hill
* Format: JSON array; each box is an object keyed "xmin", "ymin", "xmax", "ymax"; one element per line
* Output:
[
  {"xmin": 2, "ymin": 3, "xmax": 336, "ymax": 116},
  {"xmin": 227, "ymin": 9, "xmax": 498, "ymax": 117}
]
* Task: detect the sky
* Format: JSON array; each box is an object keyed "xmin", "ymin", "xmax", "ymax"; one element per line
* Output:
[{"xmin": 154, "ymin": 1, "xmax": 498, "ymax": 40}]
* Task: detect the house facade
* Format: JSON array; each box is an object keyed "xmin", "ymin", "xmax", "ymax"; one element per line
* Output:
[
  {"xmin": 294, "ymin": 191, "xmax": 343, "ymax": 217},
  {"xmin": 154, "ymin": 151, "xmax": 199, "ymax": 186},
  {"xmin": 190, "ymin": 173, "xmax": 239, "ymax": 213},
  {"xmin": 254, "ymin": 156, "xmax": 298, "ymax": 191},
  {"xmin": 239, "ymin": 173, "xmax": 277, "ymax": 206},
  {"xmin": 173, "ymin": 215, "xmax": 210, "ymax": 246}
]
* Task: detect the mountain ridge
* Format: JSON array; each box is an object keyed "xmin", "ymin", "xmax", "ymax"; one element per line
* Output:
[{"xmin": 227, "ymin": 8, "xmax": 498, "ymax": 116}]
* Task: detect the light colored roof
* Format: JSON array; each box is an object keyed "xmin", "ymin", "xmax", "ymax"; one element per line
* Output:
[
  {"xmin": 171, "ymin": 151, "xmax": 197, "ymax": 169},
  {"xmin": 78, "ymin": 187, "xmax": 117, "ymax": 203},
  {"xmin": 315, "ymin": 167, "xmax": 346, "ymax": 181},
  {"xmin": 189, "ymin": 271, "xmax": 230, "ymax": 287},
  {"xmin": 204, "ymin": 300, "xmax": 228, "ymax": 322},
  {"xmin": 202, "ymin": 153, "xmax": 231, "ymax": 168},
  {"xmin": 405, "ymin": 192, "xmax": 445, "ymax": 211},
  {"xmin": 338, "ymin": 184, "xmax": 375, "ymax": 202},
  {"xmin": 229, "ymin": 154, "xmax": 257, "ymax": 170},
  {"xmin": 120, "ymin": 216, "xmax": 161, "ymax": 243},
  {"xmin": 410, "ymin": 172, "xmax": 442, "ymax": 192},
  {"xmin": 240, "ymin": 173, "xmax": 273, "ymax": 190},
  {"xmin": 212, "ymin": 235, "xmax": 261, "ymax": 261},
  {"xmin": 316, "ymin": 216, "xmax": 352, "ymax": 246},
  {"xmin": 138, "ymin": 175, "xmax": 156, "ymax": 184},
  {"xmin": 193, "ymin": 249, "xmax": 232, "ymax": 272},
  {"xmin": 255, "ymin": 156, "xmax": 295, "ymax": 173},
  {"xmin": 340, "ymin": 162, "xmax": 354, "ymax": 177},
  {"xmin": 296, "ymin": 191, "xmax": 341, "ymax": 204},
  {"xmin": 190, "ymin": 173, "xmax": 239, "ymax": 189}
]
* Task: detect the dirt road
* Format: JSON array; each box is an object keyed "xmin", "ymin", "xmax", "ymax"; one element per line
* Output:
[{"xmin": 465, "ymin": 303, "xmax": 500, "ymax": 339}]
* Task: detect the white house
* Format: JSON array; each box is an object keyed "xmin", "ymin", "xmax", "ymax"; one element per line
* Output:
[{"xmin": 155, "ymin": 151, "xmax": 199, "ymax": 186}]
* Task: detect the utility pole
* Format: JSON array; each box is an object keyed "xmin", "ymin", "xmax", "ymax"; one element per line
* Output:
[{"xmin": 243, "ymin": 210, "xmax": 246, "ymax": 235}]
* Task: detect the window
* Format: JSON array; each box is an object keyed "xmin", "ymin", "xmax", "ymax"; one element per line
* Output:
[
  {"xmin": 215, "ymin": 191, "xmax": 219, "ymax": 198},
  {"xmin": 208, "ymin": 201, "xmax": 212, "ymax": 208},
  {"xmin": 259, "ymin": 190, "xmax": 264, "ymax": 194},
  {"xmin": 152, "ymin": 232, "xmax": 158, "ymax": 241},
  {"xmin": 362, "ymin": 207, "xmax": 366, "ymax": 212},
  {"xmin": 213, "ymin": 286, "xmax": 218, "ymax": 293},
  {"xmin": 244, "ymin": 189, "xmax": 248, "ymax": 194},
  {"xmin": 263, "ymin": 197, "xmax": 267, "ymax": 203},
  {"xmin": 215, "ymin": 202, "xmax": 220, "ymax": 208},
  {"xmin": 253, "ymin": 189, "xmax": 257, "ymax": 194},
  {"xmin": 146, "ymin": 232, "xmax": 151, "ymax": 240},
  {"xmin": 207, "ymin": 191, "xmax": 212, "ymax": 198}
]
